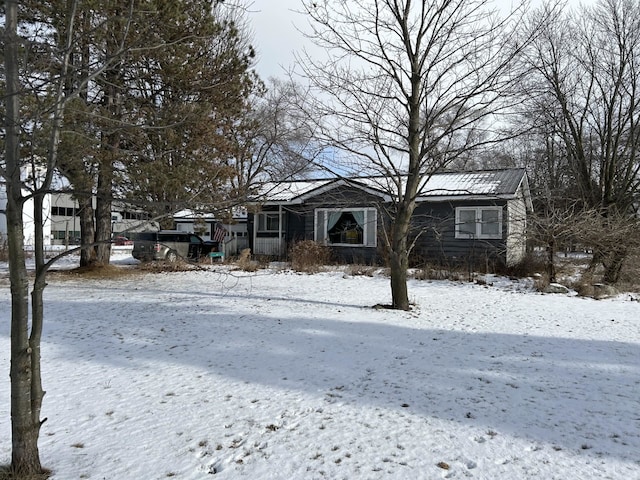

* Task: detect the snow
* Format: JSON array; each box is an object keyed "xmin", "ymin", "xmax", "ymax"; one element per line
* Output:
[{"xmin": 1, "ymin": 253, "xmax": 639, "ymax": 479}]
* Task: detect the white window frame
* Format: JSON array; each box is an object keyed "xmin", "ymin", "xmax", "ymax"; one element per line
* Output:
[
  {"xmin": 256, "ymin": 212, "xmax": 280, "ymax": 233},
  {"xmin": 314, "ymin": 208, "xmax": 377, "ymax": 247},
  {"xmin": 455, "ymin": 206, "xmax": 503, "ymax": 240}
]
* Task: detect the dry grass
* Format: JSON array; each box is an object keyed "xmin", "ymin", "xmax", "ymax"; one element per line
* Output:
[
  {"xmin": 0, "ymin": 465, "xmax": 51, "ymax": 480},
  {"xmin": 618, "ymin": 248, "xmax": 640, "ymax": 293},
  {"xmin": 345, "ymin": 264, "xmax": 377, "ymax": 277},
  {"xmin": 235, "ymin": 248, "xmax": 260, "ymax": 272},
  {"xmin": 50, "ymin": 264, "xmax": 144, "ymax": 280},
  {"xmin": 412, "ymin": 264, "xmax": 468, "ymax": 282},
  {"xmin": 136, "ymin": 260, "xmax": 204, "ymax": 273},
  {"xmin": 290, "ymin": 240, "xmax": 330, "ymax": 273}
]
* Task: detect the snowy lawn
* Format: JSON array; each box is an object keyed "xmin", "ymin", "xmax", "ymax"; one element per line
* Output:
[{"xmin": 1, "ymin": 255, "xmax": 639, "ymax": 479}]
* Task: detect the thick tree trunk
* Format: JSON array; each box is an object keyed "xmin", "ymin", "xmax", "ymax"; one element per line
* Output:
[
  {"xmin": 389, "ymin": 203, "xmax": 413, "ymax": 310},
  {"xmin": 389, "ymin": 250, "xmax": 410, "ymax": 310},
  {"xmin": 95, "ymin": 163, "xmax": 113, "ymax": 264},
  {"xmin": 94, "ymin": 23, "xmax": 122, "ymax": 265},
  {"xmin": 546, "ymin": 240, "xmax": 557, "ymax": 283},
  {"xmin": 602, "ymin": 247, "xmax": 627, "ymax": 285},
  {"xmin": 78, "ymin": 195, "xmax": 98, "ymax": 267}
]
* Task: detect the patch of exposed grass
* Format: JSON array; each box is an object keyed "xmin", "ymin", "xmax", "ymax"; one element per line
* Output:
[
  {"xmin": 0, "ymin": 464, "xmax": 51, "ymax": 480},
  {"xmin": 345, "ymin": 264, "xmax": 377, "ymax": 277},
  {"xmin": 51, "ymin": 264, "xmax": 143, "ymax": 280},
  {"xmin": 136, "ymin": 260, "xmax": 204, "ymax": 273}
]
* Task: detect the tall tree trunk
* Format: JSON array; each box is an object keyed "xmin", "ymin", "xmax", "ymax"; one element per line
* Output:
[
  {"xmin": 389, "ymin": 203, "xmax": 413, "ymax": 310},
  {"xmin": 4, "ymin": 0, "xmax": 44, "ymax": 474},
  {"xmin": 547, "ymin": 239, "xmax": 557, "ymax": 283},
  {"xmin": 30, "ymin": 193, "xmax": 47, "ymax": 454},
  {"xmin": 7, "ymin": 179, "xmax": 44, "ymax": 478},
  {"xmin": 602, "ymin": 247, "xmax": 627, "ymax": 285},
  {"xmin": 94, "ymin": 15, "xmax": 123, "ymax": 265},
  {"xmin": 78, "ymin": 195, "xmax": 98, "ymax": 267},
  {"xmin": 95, "ymin": 162, "xmax": 113, "ymax": 263}
]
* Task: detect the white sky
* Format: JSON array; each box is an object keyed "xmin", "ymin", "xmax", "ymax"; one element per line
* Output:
[
  {"xmin": 248, "ymin": 0, "xmax": 592, "ymax": 81},
  {"xmin": 249, "ymin": 0, "xmax": 308, "ymax": 80}
]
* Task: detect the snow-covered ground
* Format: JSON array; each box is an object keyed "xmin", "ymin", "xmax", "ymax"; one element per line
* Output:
[{"xmin": 1, "ymin": 253, "xmax": 639, "ymax": 479}]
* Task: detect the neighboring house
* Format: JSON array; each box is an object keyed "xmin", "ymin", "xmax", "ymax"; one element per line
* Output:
[
  {"xmin": 248, "ymin": 168, "xmax": 533, "ymax": 268},
  {"xmin": 173, "ymin": 207, "xmax": 249, "ymax": 255}
]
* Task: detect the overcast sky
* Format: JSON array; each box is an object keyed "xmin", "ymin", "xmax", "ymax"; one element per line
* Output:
[
  {"xmin": 249, "ymin": 0, "xmax": 308, "ymax": 80},
  {"xmin": 248, "ymin": 0, "xmax": 592, "ymax": 81}
]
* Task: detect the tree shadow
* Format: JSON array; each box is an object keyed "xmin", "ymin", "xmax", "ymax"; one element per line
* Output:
[{"xmin": 1, "ymin": 279, "xmax": 638, "ymax": 465}]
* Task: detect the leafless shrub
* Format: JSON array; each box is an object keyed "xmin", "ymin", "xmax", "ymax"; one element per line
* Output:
[
  {"xmin": 412, "ymin": 263, "xmax": 466, "ymax": 282},
  {"xmin": 530, "ymin": 207, "xmax": 640, "ymax": 285},
  {"xmin": 505, "ymin": 251, "xmax": 548, "ymax": 279},
  {"xmin": 235, "ymin": 248, "xmax": 259, "ymax": 272},
  {"xmin": 616, "ymin": 247, "xmax": 640, "ymax": 293},
  {"xmin": 290, "ymin": 240, "xmax": 330, "ymax": 273}
]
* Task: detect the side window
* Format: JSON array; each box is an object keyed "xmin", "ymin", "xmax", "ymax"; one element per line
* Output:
[
  {"xmin": 455, "ymin": 207, "xmax": 502, "ymax": 239},
  {"xmin": 159, "ymin": 234, "xmax": 177, "ymax": 242},
  {"xmin": 456, "ymin": 209, "xmax": 476, "ymax": 238},
  {"xmin": 257, "ymin": 213, "xmax": 280, "ymax": 233},
  {"xmin": 480, "ymin": 209, "xmax": 500, "ymax": 237}
]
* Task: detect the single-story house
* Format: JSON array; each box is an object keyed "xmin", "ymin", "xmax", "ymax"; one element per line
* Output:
[
  {"xmin": 248, "ymin": 168, "xmax": 533, "ymax": 268},
  {"xmin": 173, "ymin": 207, "xmax": 249, "ymax": 255}
]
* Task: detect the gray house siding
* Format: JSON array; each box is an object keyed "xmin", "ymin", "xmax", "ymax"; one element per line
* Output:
[
  {"xmin": 410, "ymin": 200, "xmax": 509, "ymax": 267},
  {"xmin": 294, "ymin": 186, "xmax": 381, "ymax": 264},
  {"xmin": 250, "ymin": 186, "xmax": 382, "ymax": 263},
  {"xmin": 249, "ymin": 169, "xmax": 531, "ymax": 268}
]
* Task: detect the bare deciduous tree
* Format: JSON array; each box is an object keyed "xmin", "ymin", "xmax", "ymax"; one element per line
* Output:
[
  {"xmin": 229, "ymin": 78, "xmax": 323, "ymax": 195},
  {"xmin": 299, "ymin": 0, "xmax": 539, "ymax": 309},
  {"xmin": 519, "ymin": 0, "xmax": 640, "ymax": 283}
]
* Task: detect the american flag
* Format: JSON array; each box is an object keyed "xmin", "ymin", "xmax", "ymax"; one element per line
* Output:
[{"xmin": 213, "ymin": 224, "xmax": 227, "ymax": 243}]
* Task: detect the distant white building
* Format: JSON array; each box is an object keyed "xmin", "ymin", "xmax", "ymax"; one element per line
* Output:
[
  {"xmin": 1, "ymin": 183, "xmax": 155, "ymax": 247},
  {"xmin": 48, "ymin": 195, "xmax": 157, "ymax": 245},
  {"xmin": 0, "ymin": 172, "xmax": 52, "ymax": 247},
  {"xmin": 1, "ymin": 169, "xmax": 242, "ymax": 249}
]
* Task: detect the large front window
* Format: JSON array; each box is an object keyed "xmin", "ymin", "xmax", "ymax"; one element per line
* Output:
[
  {"xmin": 455, "ymin": 206, "xmax": 502, "ymax": 239},
  {"xmin": 315, "ymin": 208, "xmax": 377, "ymax": 247}
]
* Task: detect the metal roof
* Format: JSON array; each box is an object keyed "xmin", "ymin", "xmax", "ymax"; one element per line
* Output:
[
  {"xmin": 417, "ymin": 168, "xmax": 527, "ymax": 198},
  {"xmin": 254, "ymin": 168, "xmax": 528, "ymax": 204},
  {"xmin": 254, "ymin": 179, "xmax": 335, "ymax": 203}
]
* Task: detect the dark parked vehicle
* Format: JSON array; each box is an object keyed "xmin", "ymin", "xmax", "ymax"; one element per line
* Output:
[
  {"xmin": 113, "ymin": 235, "xmax": 134, "ymax": 246},
  {"xmin": 131, "ymin": 231, "xmax": 216, "ymax": 262}
]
